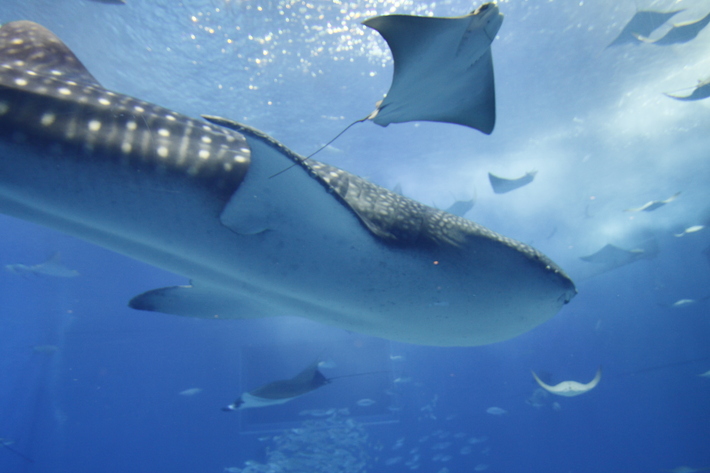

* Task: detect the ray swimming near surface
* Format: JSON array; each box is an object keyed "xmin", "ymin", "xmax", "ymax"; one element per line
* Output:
[
  {"xmin": 305, "ymin": 2, "xmax": 504, "ymax": 159},
  {"xmin": 364, "ymin": 2, "xmax": 503, "ymax": 133},
  {"xmin": 665, "ymin": 78, "xmax": 710, "ymax": 101},
  {"xmin": 222, "ymin": 361, "xmax": 329, "ymax": 410},
  {"xmin": 624, "ymin": 192, "xmax": 680, "ymax": 212},
  {"xmin": 0, "ymin": 21, "xmax": 575, "ymax": 347},
  {"xmin": 488, "ymin": 171, "xmax": 537, "ymax": 194},
  {"xmin": 635, "ymin": 10, "xmax": 710, "ymax": 45},
  {"xmin": 5, "ymin": 252, "xmax": 79, "ymax": 277},
  {"xmin": 606, "ymin": 8, "xmax": 684, "ymax": 48},
  {"xmin": 531, "ymin": 367, "xmax": 602, "ymax": 397}
]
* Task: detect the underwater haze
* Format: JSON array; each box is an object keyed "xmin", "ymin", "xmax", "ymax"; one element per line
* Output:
[{"xmin": 1, "ymin": 0, "xmax": 709, "ymax": 472}]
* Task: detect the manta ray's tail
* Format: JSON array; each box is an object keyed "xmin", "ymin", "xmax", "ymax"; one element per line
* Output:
[{"xmin": 304, "ymin": 114, "xmax": 373, "ymax": 160}]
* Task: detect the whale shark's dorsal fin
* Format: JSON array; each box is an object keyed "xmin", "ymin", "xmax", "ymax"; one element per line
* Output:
[{"xmin": 0, "ymin": 21, "xmax": 100, "ymax": 87}]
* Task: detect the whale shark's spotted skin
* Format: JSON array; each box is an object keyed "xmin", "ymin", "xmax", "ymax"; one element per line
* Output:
[
  {"xmin": 0, "ymin": 21, "xmax": 575, "ymax": 347},
  {"xmin": 0, "ymin": 21, "xmax": 250, "ymax": 203}
]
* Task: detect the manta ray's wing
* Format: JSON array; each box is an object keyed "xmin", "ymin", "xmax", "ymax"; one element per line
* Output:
[
  {"xmin": 606, "ymin": 9, "xmax": 684, "ymax": 48},
  {"xmin": 488, "ymin": 171, "xmax": 536, "ymax": 194},
  {"xmin": 364, "ymin": 2, "xmax": 503, "ymax": 133}
]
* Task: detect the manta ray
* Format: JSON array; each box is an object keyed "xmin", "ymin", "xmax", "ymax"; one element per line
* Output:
[
  {"xmin": 445, "ymin": 198, "xmax": 475, "ymax": 218},
  {"xmin": 364, "ymin": 2, "xmax": 503, "ymax": 133},
  {"xmin": 665, "ymin": 79, "xmax": 710, "ymax": 101},
  {"xmin": 606, "ymin": 9, "xmax": 684, "ymax": 48},
  {"xmin": 222, "ymin": 361, "xmax": 329, "ymax": 410},
  {"xmin": 0, "ymin": 21, "xmax": 576, "ymax": 347},
  {"xmin": 624, "ymin": 192, "xmax": 680, "ymax": 212},
  {"xmin": 580, "ymin": 243, "xmax": 658, "ymax": 267},
  {"xmin": 488, "ymin": 171, "xmax": 537, "ymax": 194},
  {"xmin": 635, "ymin": 10, "xmax": 710, "ymax": 45},
  {"xmin": 531, "ymin": 367, "xmax": 602, "ymax": 397}
]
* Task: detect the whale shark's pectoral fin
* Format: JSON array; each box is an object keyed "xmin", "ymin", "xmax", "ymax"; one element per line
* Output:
[{"xmin": 129, "ymin": 284, "xmax": 270, "ymax": 319}]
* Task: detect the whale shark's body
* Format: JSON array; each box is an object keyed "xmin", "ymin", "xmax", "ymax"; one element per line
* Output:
[{"xmin": 0, "ymin": 21, "xmax": 575, "ymax": 346}]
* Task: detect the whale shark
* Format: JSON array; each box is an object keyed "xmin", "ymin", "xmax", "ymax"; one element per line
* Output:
[{"xmin": 0, "ymin": 20, "xmax": 575, "ymax": 347}]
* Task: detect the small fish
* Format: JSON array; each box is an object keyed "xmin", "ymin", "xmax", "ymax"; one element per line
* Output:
[
  {"xmin": 475, "ymin": 464, "xmax": 489, "ymax": 471},
  {"xmin": 460, "ymin": 446, "xmax": 473, "ymax": 455},
  {"xmin": 389, "ymin": 355, "xmax": 406, "ymax": 361},
  {"xmin": 699, "ymin": 370, "xmax": 710, "ymax": 378},
  {"xmin": 672, "ymin": 299, "xmax": 697, "ymax": 308},
  {"xmin": 674, "ymin": 225, "xmax": 704, "ymax": 237},
  {"xmin": 468, "ymin": 436, "xmax": 488, "ymax": 444},
  {"xmin": 356, "ymin": 398, "xmax": 376, "ymax": 407},
  {"xmin": 179, "ymin": 388, "xmax": 202, "ymax": 396},
  {"xmin": 485, "ymin": 407, "xmax": 508, "ymax": 415}
]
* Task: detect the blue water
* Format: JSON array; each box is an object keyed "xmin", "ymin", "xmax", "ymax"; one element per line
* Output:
[{"xmin": 1, "ymin": 0, "xmax": 709, "ymax": 472}]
